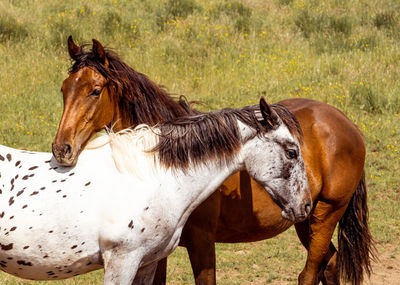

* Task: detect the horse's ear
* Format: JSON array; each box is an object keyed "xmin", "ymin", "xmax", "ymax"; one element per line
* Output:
[
  {"xmin": 67, "ymin": 35, "xmax": 80, "ymax": 60},
  {"xmin": 92, "ymin": 39, "xmax": 109, "ymax": 67},
  {"xmin": 259, "ymin": 96, "xmax": 279, "ymax": 128}
]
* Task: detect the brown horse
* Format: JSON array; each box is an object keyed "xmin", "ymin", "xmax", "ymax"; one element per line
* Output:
[{"xmin": 52, "ymin": 37, "xmax": 375, "ymax": 285}]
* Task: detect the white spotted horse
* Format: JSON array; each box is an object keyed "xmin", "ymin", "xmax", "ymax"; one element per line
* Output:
[{"xmin": 0, "ymin": 98, "xmax": 311, "ymax": 284}]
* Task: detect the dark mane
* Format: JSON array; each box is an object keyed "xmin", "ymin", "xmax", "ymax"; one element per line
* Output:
[
  {"xmin": 152, "ymin": 104, "xmax": 302, "ymax": 170},
  {"xmin": 69, "ymin": 44, "xmax": 197, "ymax": 126}
]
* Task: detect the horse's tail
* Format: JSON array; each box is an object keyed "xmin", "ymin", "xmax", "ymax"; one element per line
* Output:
[{"xmin": 337, "ymin": 171, "xmax": 377, "ymax": 285}]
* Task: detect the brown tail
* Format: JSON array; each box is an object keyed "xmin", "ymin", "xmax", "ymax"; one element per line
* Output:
[{"xmin": 337, "ymin": 171, "xmax": 377, "ymax": 285}]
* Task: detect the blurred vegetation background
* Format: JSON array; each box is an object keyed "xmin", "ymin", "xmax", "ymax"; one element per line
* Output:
[{"xmin": 0, "ymin": 0, "xmax": 399, "ymax": 283}]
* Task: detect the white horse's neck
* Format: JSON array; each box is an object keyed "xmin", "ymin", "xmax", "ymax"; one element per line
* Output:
[
  {"xmin": 106, "ymin": 122, "xmax": 255, "ymax": 231},
  {"xmin": 170, "ymin": 156, "xmax": 241, "ymax": 225},
  {"xmin": 172, "ymin": 123, "xmax": 259, "ymax": 226}
]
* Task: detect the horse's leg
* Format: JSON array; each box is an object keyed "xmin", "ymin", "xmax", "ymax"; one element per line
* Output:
[
  {"xmin": 295, "ymin": 221, "xmax": 339, "ymax": 285},
  {"xmin": 152, "ymin": 258, "xmax": 167, "ymax": 285},
  {"xmin": 181, "ymin": 192, "xmax": 221, "ymax": 285},
  {"xmin": 297, "ymin": 201, "xmax": 347, "ymax": 285},
  {"xmin": 103, "ymin": 249, "xmax": 141, "ymax": 285},
  {"xmin": 321, "ymin": 252, "xmax": 339, "ymax": 285},
  {"xmin": 132, "ymin": 262, "xmax": 158, "ymax": 285},
  {"xmin": 183, "ymin": 226, "xmax": 216, "ymax": 284}
]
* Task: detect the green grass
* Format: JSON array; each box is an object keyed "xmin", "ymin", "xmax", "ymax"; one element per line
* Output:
[
  {"xmin": 0, "ymin": 0, "xmax": 399, "ymax": 283},
  {"xmin": 167, "ymin": 228, "xmax": 307, "ymax": 284}
]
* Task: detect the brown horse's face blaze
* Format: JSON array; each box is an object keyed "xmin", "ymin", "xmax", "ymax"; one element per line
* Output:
[{"xmin": 52, "ymin": 67, "xmax": 115, "ymax": 166}]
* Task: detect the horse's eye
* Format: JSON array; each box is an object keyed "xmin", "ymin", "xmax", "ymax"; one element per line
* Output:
[
  {"xmin": 91, "ymin": 89, "xmax": 102, "ymax": 96},
  {"xmin": 286, "ymin": 149, "xmax": 298, "ymax": 159}
]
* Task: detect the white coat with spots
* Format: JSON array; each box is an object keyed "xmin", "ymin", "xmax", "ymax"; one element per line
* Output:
[{"xmin": 0, "ymin": 100, "xmax": 311, "ymax": 284}]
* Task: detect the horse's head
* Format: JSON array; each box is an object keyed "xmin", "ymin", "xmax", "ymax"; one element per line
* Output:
[
  {"xmin": 52, "ymin": 37, "xmax": 120, "ymax": 166},
  {"xmin": 242, "ymin": 97, "xmax": 312, "ymax": 222},
  {"xmin": 53, "ymin": 36, "xmax": 196, "ymax": 166}
]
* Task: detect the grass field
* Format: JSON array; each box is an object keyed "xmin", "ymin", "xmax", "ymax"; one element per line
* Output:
[{"xmin": 0, "ymin": 0, "xmax": 399, "ymax": 283}]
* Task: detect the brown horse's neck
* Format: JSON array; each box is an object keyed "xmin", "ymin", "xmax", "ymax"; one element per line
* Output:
[
  {"xmin": 109, "ymin": 107, "xmax": 132, "ymax": 132},
  {"xmin": 71, "ymin": 46, "xmax": 197, "ymax": 130},
  {"xmin": 111, "ymin": 69, "xmax": 198, "ymax": 129},
  {"xmin": 107, "ymin": 91, "xmax": 197, "ymax": 132}
]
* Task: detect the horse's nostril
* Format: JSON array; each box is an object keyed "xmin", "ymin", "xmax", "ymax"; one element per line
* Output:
[
  {"xmin": 304, "ymin": 203, "xmax": 312, "ymax": 216},
  {"xmin": 64, "ymin": 143, "xmax": 72, "ymax": 154}
]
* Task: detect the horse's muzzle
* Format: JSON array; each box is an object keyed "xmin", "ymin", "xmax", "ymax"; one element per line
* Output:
[
  {"xmin": 281, "ymin": 200, "xmax": 312, "ymax": 222},
  {"xmin": 52, "ymin": 142, "xmax": 76, "ymax": 166}
]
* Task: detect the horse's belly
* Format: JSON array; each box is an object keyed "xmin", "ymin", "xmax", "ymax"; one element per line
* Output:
[
  {"xmin": 0, "ymin": 203, "xmax": 102, "ymax": 280},
  {"xmin": 216, "ymin": 179, "xmax": 294, "ymax": 243},
  {"xmin": 0, "ymin": 252, "xmax": 102, "ymax": 280},
  {"xmin": 0, "ymin": 230, "xmax": 102, "ymax": 280}
]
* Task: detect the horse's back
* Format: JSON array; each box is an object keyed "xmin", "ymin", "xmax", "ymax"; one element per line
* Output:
[
  {"xmin": 279, "ymin": 98, "xmax": 364, "ymax": 145},
  {"xmin": 279, "ymin": 98, "xmax": 366, "ymax": 203}
]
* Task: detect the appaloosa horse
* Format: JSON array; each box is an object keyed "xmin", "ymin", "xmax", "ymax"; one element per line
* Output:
[
  {"xmin": 1, "ymin": 98, "xmax": 311, "ymax": 284},
  {"xmin": 52, "ymin": 36, "xmax": 375, "ymax": 285}
]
